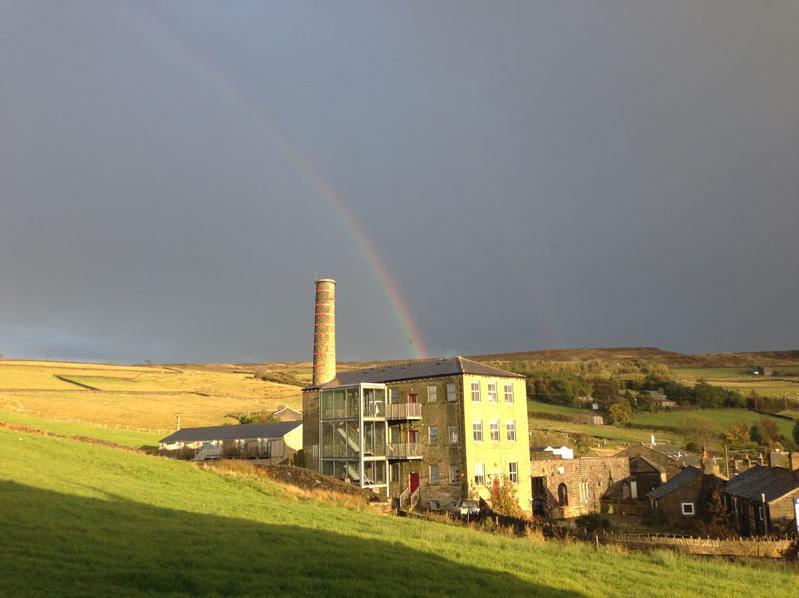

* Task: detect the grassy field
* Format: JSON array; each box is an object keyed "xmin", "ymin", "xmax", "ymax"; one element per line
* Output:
[
  {"xmin": 673, "ymin": 367, "xmax": 799, "ymax": 400},
  {"xmin": 0, "ymin": 360, "xmax": 303, "ymax": 430},
  {"xmin": 0, "ymin": 411, "xmax": 160, "ymax": 449},
  {"xmin": 630, "ymin": 409, "xmax": 795, "ymax": 439},
  {"xmin": 2, "ymin": 427, "xmax": 795, "ymax": 596}
]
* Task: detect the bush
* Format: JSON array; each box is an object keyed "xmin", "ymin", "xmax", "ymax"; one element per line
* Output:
[{"xmin": 575, "ymin": 514, "xmax": 610, "ymax": 533}]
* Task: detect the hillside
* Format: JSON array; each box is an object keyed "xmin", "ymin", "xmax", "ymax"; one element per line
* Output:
[
  {"xmin": 468, "ymin": 347, "xmax": 799, "ymax": 368},
  {"xmin": 0, "ymin": 360, "xmax": 302, "ymax": 431},
  {"xmin": 1, "ymin": 426, "xmax": 795, "ymax": 596}
]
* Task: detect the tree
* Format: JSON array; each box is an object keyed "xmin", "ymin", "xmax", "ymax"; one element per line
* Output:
[
  {"xmin": 489, "ymin": 475, "xmax": 524, "ymax": 518},
  {"xmin": 607, "ymin": 400, "xmax": 632, "ymax": 426},
  {"xmin": 793, "ymin": 421, "xmax": 799, "ymax": 447},
  {"xmin": 724, "ymin": 422, "xmax": 751, "ymax": 447},
  {"xmin": 682, "ymin": 417, "xmax": 722, "ymax": 453},
  {"xmin": 591, "ymin": 378, "xmax": 620, "ymax": 407},
  {"xmin": 750, "ymin": 424, "xmax": 763, "ymax": 446},
  {"xmin": 759, "ymin": 416, "xmax": 784, "ymax": 449}
]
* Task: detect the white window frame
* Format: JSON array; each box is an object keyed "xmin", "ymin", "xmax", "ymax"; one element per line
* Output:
[
  {"xmin": 472, "ymin": 419, "xmax": 483, "ymax": 442},
  {"xmin": 509, "ymin": 462, "xmax": 518, "ymax": 484},
  {"xmin": 430, "ymin": 464, "xmax": 440, "ymax": 485},
  {"xmin": 428, "ymin": 425, "xmax": 438, "ymax": 445},
  {"xmin": 447, "ymin": 382, "xmax": 457, "ymax": 402},
  {"xmin": 471, "ymin": 381, "xmax": 481, "ymax": 402},
  {"xmin": 390, "ymin": 388, "xmax": 399, "ymax": 404},
  {"xmin": 427, "ymin": 385, "xmax": 437, "ymax": 403},
  {"xmin": 487, "ymin": 381, "xmax": 497, "ymax": 402},
  {"xmin": 489, "ymin": 420, "xmax": 500, "ymax": 441},
  {"xmin": 449, "ymin": 464, "xmax": 461, "ymax": 484},
  {"xmin": 448, "ymin": 425, "xmax": 459, "ymax": 445},
  {"xmin": 681, "ymin": 502, "xmax": 695, "ymax": 516},
  {"xmin": 474, "ymin": 463, "xmax": 485, "ymax": 485},
  {"xmin": 504, "ymin": 383, "xmax": 514, "ymax": 403},
  {"xmin": 506, "ymin": 420, "xmax": 516, "ymax": 441}
]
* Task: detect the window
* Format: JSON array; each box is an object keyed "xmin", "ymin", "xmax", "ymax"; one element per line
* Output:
[
  {"xmin": 471, "ymin": 381, "xmax": 480, "ymax": 402},
  {"xmin": 448, "ymin": 425, "xmax": 459, "ymax": 445},
  {"xmin": 447, "ymin": 383, "xmax": 457, "ymax": 402},
  {"xmin": 430, "ymin": 464, "xmax": 440, "ymax": 485},
  {"xmin": 427, "ymin": 385, "xmax": 437, "ymax": 403},
  {"xmin": 487, "ymin": 381, "xmax": 497, "ymax": 402},
  {"xmin": 579, "ymin": 482, "xmax": 591, "ymax": 503},
  {"xmin": 472, "ymin": 420, "xmax": 483, "ymax": 441},
  {"xmin": 558, "ymin": 483, "xmax": 569, "ymax": 506},
  {"xmin": 449, "ymin": 464, "xmax": 461, "ymax": 483},
  {"xmin": 474, "ymin": 463, "xmax": 485, "ymax": 485},
  {"xmin": 509, "ymin": 462, "xmax": 518, "ymax": 484},
  {"xmin": 428, "ymin": 426, "xmax": 438, "ymax": 445},
  {"xmin": 391, "ymin": 463, "xmax": 400, "ymax": 482},
  {"xmin": 504, "ymin": 383, "xmax": 514, "ymax": 403},
  {"xmin": 681, "ymin": 502, "xmax": 695, "ymax": 516},
  {"xmin": 489, "ymin": 420, "xmax": 500, "ymax": 441},
  {"xmin": 390, "ymin": 388, "xmax": 399, "ymax": 404},
  {"xmin": 506, "ymin": 420, "xmax": 516, "ymax": 441}
]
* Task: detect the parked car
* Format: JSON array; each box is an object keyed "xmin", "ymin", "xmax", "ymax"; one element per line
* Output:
[{"xmin": 449, "ymin": 499, "xmax": 481, "ymax": 520}]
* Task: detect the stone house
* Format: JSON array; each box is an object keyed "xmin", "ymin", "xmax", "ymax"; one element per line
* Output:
[
  {"xmin": 722, "ymin": 461, "xmax": 799, "ymax": 536},
  {"xmin": 158, "ymin": 421, "xmax": 302, "ymax": 465},
  {"xmin": 269, "ymin": 405, "xmax": 303, "ymax": 422},
  {"xmin": 647, "ymin": 464, "xmax": 726, "ymax": 527},
  {"xmin": 615, "ymin": 439, "xmax": 701, "ymax": 479},
  {"xmin": 530, "ymin": 456, "xmax": 631, "ymax": 519}
]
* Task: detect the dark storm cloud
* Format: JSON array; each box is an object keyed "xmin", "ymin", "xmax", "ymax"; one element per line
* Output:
[{"xmin": 0, "ymin": 1, "xmax": 797, "ymax": 362}]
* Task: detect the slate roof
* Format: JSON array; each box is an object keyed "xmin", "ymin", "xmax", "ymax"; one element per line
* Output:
[
  {"xmin": 630, "ymin": 455, "xmax": 667, "ymax": 473},
  {"xmin": 724, "ymin": 465, "xmax": 799, "ymax": 502},
  {"xmin": 646, "ymin": 443, "xmax": 702, "ymax": 468},
  {"xmin": 160, "ymin": 421, "xmax": 301, "ymax": 444},
  {"xmin": 647, "ymin": 467, "xmax": 701, "ymax": 499},
  {"xmin": 305, "ymin": 356, "xmax": 524, "ymax": 389}
]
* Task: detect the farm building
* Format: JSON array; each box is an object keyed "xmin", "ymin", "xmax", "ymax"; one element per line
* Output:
[
  {"xmin": 647, "ymin": 461, "xmax": 726, "ymax": 527},
  {"xmin": 629, "ymin": 455, "xmax": 667, "ymax": 498},
  {"xmin": 530, "ymin": 445, "xmax": 574, "ymax": 460},
  {"xmin": 722, "ymin": 460, "xmax": 799, "ymax": 536},
  {"xmin": 158, "ymin": 421, "xmax": 302, "ymax": 465},
  {"xmin": 572, "ymin": 414, "xmax": 604, "ymax": 425},
  {"xmin": 530, "ymin": 456, "xmax": 631, "ymax": 519},
  {"xmin": 302, "ymin": 279, "xmax": 531, "ymax": 512},
  {"xmin": 269, "ymin": 405, "xmax": 303, "ymax": 422}
]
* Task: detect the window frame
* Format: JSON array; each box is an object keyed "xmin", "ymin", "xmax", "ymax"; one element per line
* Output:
[
  {"xmin": 487, "ymin": 380, "xmax": 497, "ymax": 402},
  {"xmin": 427, "ymin": 384, "xmax": 437, "ymax": 403},
  {"xmin": 430, "ymin": 464, "xmax": 440, "ymax": 485},
  {"xmin": 428, "ymin": 425, "xmax": 438, "ymax": 445},
  {"xmin": 448, "ymin": 425, "xmax": 459, "ymax": 445},
  {"xmin": 446, "ymin": 382, "xmax": 457, "ymax": 402},
  {"xmin": 474, "ymin": 463, "xmax": 485, "ymax": 485},
  {"xmin": 681, "ymin": 502, "xmax": 695, "ymax": 516},
  {"xmin": 449, "ymin": 464, "xmax": 461, "ymax": 484},
  {"xmin": 472, "ymin": 419, "xmax": 483, "ymax": 442},
  {"xmin": 471, "ymin": 380, "xmax": 481, "ymax": 402},
  {"xmin": 489, "ymin": 419, "xmax": 500, "ymax": 441},
  {"xmin": 504, "ymin": 382, "xmax": 514, "ymax": 403},
  {"xmin": 506, "ymin": 420, "xmax": 516, "ymax": 441},
  {"xmin": 508, "ymin": 462, "xmax": 518, "ymax": 484}
]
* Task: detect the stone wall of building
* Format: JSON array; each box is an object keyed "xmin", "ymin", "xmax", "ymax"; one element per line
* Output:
[{"xmin": 530, "ymin": 456, "xmax": 631, "ymax": 519}]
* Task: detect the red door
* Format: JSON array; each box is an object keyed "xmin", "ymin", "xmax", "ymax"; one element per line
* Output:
[
  {"xmin": 408, "ymin": 429, "xmax": 418, "ymax": 444},
  {"xmin": 408, "ymin": 393, "xmax": 417, "ymax": 403},
  {"xmin": 409, "ymin": 471, "xmax": 420, "ymax": 494}
]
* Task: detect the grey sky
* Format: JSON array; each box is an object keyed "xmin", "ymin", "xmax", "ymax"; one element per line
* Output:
[{"xmin": 1, "ymin": 1, "xmax": 797, "ymax": 363}]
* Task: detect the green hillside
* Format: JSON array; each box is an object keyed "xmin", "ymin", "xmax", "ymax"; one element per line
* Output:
[{"xmin": 1, "ymin": 428, "xmax": 795, "ymax": 597}]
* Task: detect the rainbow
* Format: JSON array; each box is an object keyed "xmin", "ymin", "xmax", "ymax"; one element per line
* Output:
[{"xmin": 132, "ymin": 8, "xmax": 429, "ymax": 359}]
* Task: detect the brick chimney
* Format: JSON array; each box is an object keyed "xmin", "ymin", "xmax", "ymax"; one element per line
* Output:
[{"xmin": 312, "ymin": 278, "xmax": 336, "ymax": 386}]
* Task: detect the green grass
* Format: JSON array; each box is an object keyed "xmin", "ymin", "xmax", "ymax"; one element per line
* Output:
[
  {"xmin": 630, "ymin": 409, "xmax": 795, "ymax": 439},
  {"xmin": 527, "ymin": 416, "xmax": 681, "ymax": 448},
  {"xmin": 528, "ymin": 401, "xmax": 587, "ymax": 415},
  {"xmin": 672, "ymin": 368, "xmax": 799, "ymax": 400},
  {"xmin": 0, "ymin": 411, "xmax": 160, "ymax": 449},
  {"xmin": 2, "ymin": 429, "xmax": 796, "ymax": 596}
]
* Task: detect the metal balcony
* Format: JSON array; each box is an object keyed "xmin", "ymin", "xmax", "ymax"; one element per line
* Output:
[
  {"xmin": 387, "ymin": 442, "xmax": 423, "ymax": 460},
  {"xmin": 385, "ymin": 402, "xmax": 422, "ymax": 421}
]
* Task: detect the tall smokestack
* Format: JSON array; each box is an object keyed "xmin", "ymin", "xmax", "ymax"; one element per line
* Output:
[{"xmin": 313, "ymin": 278, "xmax": 336, "ymax": 386}]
